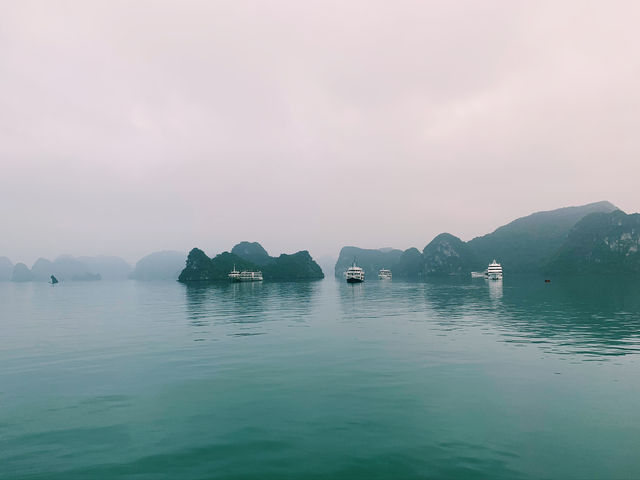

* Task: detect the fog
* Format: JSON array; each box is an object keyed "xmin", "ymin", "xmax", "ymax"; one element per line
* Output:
[{"xmin": 2, "ymin": 1, "xmax": 639, "ymax": 265}]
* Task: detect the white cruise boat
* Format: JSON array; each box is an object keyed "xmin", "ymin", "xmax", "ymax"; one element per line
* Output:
[
  {"xmin": 238, "ymin": 271, "xmax": 263, "ymax": 282},
  {"xmin": 346, "ymin": 262, "xmax": 365, "ymax": 283},
  {"xmin": 378, "ymin": 269, "xmax": 392, "ymax": 280},
  {"xmin": 229, "ymin": 266, "xmax": 263, "ymax": 282},
  {"xmin": 485, "ymin": 260, "xmax": 503, "ymax": 280}
]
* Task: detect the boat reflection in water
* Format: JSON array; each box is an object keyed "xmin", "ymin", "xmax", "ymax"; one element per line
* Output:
[{"xmin": 488, "ymin": 277, "xmax": 503, "ymax": 301}]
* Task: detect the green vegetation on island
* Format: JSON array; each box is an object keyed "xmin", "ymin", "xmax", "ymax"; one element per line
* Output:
[
  {"xmin": 547, "ymin": 210, "xmax": 640, "ymax": 274},
  {"xmin": 423, "ymin": 233, "xmax": 478, "ymax": 276},
  {"xmin": 467, "ymin": 200, "xmax": 617, "ymax": 272},
  {"xmin": 231, "ymin": 241, "xmax": 272, "ymax": 265},
  {"xmin": 178, "ymin": 242, "xmax": 324, "ymax": 282}
]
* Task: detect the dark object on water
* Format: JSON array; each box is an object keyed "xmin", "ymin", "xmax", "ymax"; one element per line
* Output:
[
  {"xmin": 50, "ymin": 275, "xmax": 59, "ymax": 284},
  {"xmin": 544, "ymin": 279, "xmax": 551, "ymax": 283}
]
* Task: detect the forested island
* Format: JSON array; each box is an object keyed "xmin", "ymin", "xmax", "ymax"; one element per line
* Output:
[
  {"xmin": 336, "ymin": 201, "xmax": 640, "ymax": 278},
  {"xmin": 178, "ymin": 242, "xmax": 324, "ymax": 282}
]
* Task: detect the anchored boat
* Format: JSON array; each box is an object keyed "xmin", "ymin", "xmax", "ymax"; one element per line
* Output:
[
  {"xmin": 378, "ymin": 269, "xmax": 392, "ymax": 280},
  {"xmin": 346, "ymin": 261, "xmax": 365, "ymax": 283},
  {"xmin": 486, "ymin": 260, "xmax": 503, "ymax": 280},
  {"xmin": 229, "ymin": 265, "xmax": 263, "ymax": 282}
]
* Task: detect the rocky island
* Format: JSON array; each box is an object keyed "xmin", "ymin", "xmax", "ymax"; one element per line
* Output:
[
  {"xmin": 336, "ymin": 201, "xmax": 638, "ymax": 277},
  {"xmin": 547, "ymin": 210, "xmax": 640, "ymax": 274},
  {"xmin": 178, "ymin": 242, "xmax": 324, "ymax": 282}
]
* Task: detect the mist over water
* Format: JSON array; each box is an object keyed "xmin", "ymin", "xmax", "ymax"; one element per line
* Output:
[{"xmin": 2, "ymin": 276, "xmax": 640, "ymax": 479}]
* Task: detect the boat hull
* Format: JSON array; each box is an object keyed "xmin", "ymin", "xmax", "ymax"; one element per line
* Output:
[{"xmin": 346, "ymin": 277, "xmax": 363, "ymax": 283}]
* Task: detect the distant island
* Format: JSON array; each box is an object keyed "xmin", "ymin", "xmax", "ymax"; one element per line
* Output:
[
  {"xmin": 178, "ymin": 242, "xmax": 324, "ymax": 282},
  {"xmin": 0, "ymin": 251, "xmax": 187, "ymax": 283},
  {"xmin": 3, "ymin": 255, "xmax": 132, "ymax": 283},
  {"xmin": 129, "ymin": 251, "xmax": 186, "ymax": 281},
  {"xmin": 336, "ymin": 201, "xmax": 640, "ymax": 277}
]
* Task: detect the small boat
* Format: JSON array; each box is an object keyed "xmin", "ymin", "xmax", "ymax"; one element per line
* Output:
[
  {"xmin": 50, "ymin": 275, "xmax": 59, "ymax": 285},
  {"xmin": 346, "ymin": 261, "xmax": 365, "ymax": 283},
  {"xmin": 486, "ymin": 260, "xmax": 503, "ymax": 280},
  {"xmin": 378, "ymin": 269, "xmax": 392, "ymax": 280},
  {"xmin": 471, "ymin": 271, "xmax": 485, "ymax": 278}
]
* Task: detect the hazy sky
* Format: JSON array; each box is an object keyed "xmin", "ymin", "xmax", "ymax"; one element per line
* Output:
[{"xmin": 2, "ymin": 0, "xmax": 639, "ymax": 265}]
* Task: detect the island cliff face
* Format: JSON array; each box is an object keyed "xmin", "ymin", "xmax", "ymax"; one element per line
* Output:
[
  {"xmin": 423, "ymin": 233, "xmax": 478, "ymax": 276},
  {"xmin": 178, "ymin": 243, "xmax": 324, "ymax": 282},
  {"xmin": 467, "ymin": 200, "xmax": 617, "ymax": 272},
  {"xmin": 548, "ymin": 210, "xmax": 640, "ymax": 274},
  {"xmin": 231, "ymin": 242, "xmax": 272, "ymax": 265}
]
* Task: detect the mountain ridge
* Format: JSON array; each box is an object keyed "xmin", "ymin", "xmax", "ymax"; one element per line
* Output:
[{"xmin": 335, "ymin": 200, "xmax": 629, "ymax": 277}]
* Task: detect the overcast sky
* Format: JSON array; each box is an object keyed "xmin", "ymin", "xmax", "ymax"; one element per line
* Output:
[{"xmin": 1, "ymin": 0, "xmax": 639, "ymax": 265}]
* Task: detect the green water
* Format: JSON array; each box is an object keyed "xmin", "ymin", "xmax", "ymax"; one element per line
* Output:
[{"xmin": 1, "ymin": 276, "xmax": 640, "ymax": 479}]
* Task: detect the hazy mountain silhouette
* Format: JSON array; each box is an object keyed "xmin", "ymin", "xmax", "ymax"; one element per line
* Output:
[
  {"xmin": 0, "ymin": 257, "xmax": 13, "ymax": 281},
  {"xmin": 130, "ymin": 251, "xmax": 186, "ymax": 281}
]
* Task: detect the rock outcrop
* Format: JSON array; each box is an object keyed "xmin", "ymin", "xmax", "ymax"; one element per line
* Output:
[
  {"xmin": 231, "ymin": 241, "xmax": 272, "ymax": 265},
  {"xmin": 31, "ymin": 258, "xmax": 55, "ymax": 282},
  {"xmin": 423, "ymin": 233, "xmax": 477, "ymax": 276},
  {"xmin": 548, "ymin": 210, "xmax": 640, "ymax": 274},
  {"xmin": 11, "ymin": 263, "xmax": 33, "ymax": 282},
  {"xmin": 393, "ymin": 248, "xmax": 424, "ymax": 279}
]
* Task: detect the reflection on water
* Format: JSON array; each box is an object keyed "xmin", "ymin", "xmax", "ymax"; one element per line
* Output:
[
  {"xmin": 335, "ymin": 275, "xmax": 640, "ymax": 360},
  {"xmin": 496, "ymin": 276, "xmax": 640, "ymax": 358},
  {"xmin": 488, "ymin": 279, "xmax": 503, "ymax": 301},
  {"xmin": 184, "ymin": 280, "xmax": 321, "ymax": 337}
]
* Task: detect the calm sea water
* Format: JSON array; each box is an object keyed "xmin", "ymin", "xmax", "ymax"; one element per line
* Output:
[{"xmin": 2, "ymin": 276, "xmax": 640, "ymax": 479}]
